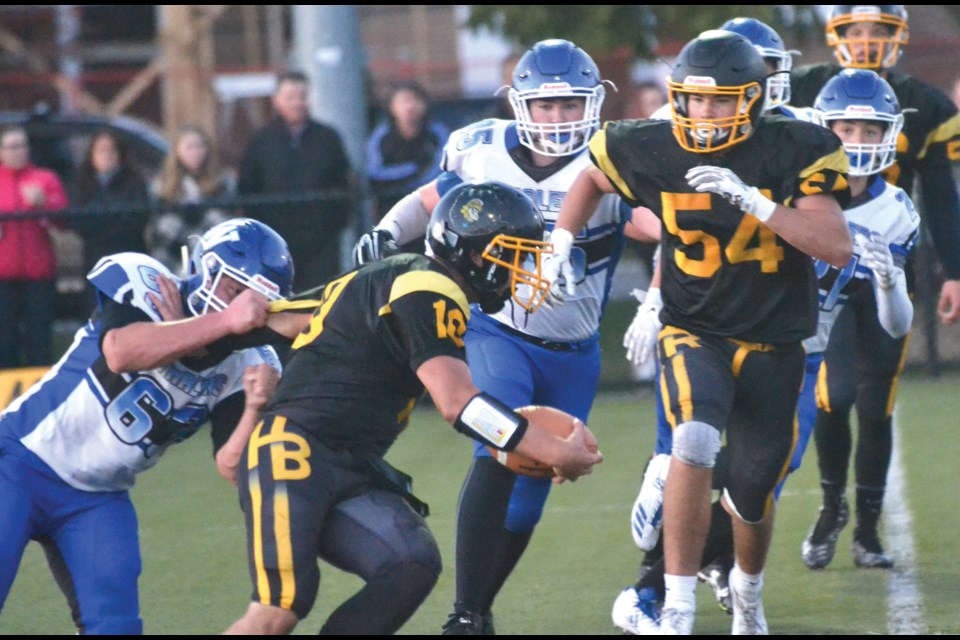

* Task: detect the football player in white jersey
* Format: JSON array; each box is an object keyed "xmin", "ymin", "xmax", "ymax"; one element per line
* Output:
[
  {"xmin": 801, "ymin": 67, "xmax": 918, "ymax": 572},
  {"xmin": 354, "ymin": 39, "xmax": 656, "ymax": 634},
  {"xmin": 0, "ymin": 218, "xmax": 294, "ymax": 634}
]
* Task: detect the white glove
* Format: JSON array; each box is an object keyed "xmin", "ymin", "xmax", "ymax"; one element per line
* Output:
[
  {"xmin": 859, "ymin": 231, "xmax": 900, "ymax": 290},
  {"xmin": 623, "ymin": 288, "xmax": 663, "ymax": 367},
  {"xmin": 541, "ymin": 228, "xmax": 576, "ymax": 303},
  {"xmin": 685, "ymin": 165, "xmax": 777, "ymax": 222}
]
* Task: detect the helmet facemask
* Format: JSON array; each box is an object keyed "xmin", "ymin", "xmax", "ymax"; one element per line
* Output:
[
  {"xmin": 669, "ymin": 78, "xmax": 764, "ymax": 153},
  {"xmin": 759, "ymin": 48, "xmax": 796, "ymax": 111},
  {"xmin": 818, "ymin": 111, "xmax": 903, "ymax": 177},
  {"xmin": 186, "ymin": 247, "xmax": 286, "ymax": 316},
  {"xmin": 510, "ymin": 87, "xmax": 605, "ymax": 157},
  {"xmin": 826, "ymin": 9, "xmax": 909, "ymax": 70},
  {"xmin": 481, "ymin": 234, "xmax": 552, "ymax": 313}
]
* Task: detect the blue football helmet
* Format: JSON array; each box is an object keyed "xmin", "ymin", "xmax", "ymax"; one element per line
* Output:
[
  {"xmin": 720, "ymin": 17, "xmax": 799, "ymax": 112},
  {"xmin": 826, "ymin": 5, "xmax": 909, "ymax": 70},
  {"xmin": 184, "ymin": 218, "xmax": 294, "ymax": 316},
  {"xmin": 814, "ymin": 68, "xmax": 903, "ymax": 177},
  {"xmin": 508, "ymin": 39, "xmax": 606, "ymax": 157}
]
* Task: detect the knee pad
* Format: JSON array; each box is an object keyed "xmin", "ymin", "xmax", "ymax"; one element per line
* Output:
[{"xmin": 672, "ymin": 421, "xmax": 721, "ymax": 468}]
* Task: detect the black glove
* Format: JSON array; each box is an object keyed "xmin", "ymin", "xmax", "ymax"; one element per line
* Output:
[{"xmin": 353, "ymin": 228, "xmax": 399, "ymax": 266}]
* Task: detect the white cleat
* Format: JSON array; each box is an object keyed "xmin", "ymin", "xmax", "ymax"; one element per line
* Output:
[
  {"xmin": 612, "ymin": 586, "xmax": 661, "ymax": 635},
  {"xmin": 659, "ymin": 608, "xmax": 695, "ymax": 635},
  {"xmin": 731, "ymin": 582, "xmax": 768, "ymax": 635}
]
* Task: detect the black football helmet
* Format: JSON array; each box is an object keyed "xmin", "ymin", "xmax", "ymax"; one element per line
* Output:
[
  {"xmin": 668, "ymin": 30, "xmax": 767, "ymax": 153},
  {"xmin": 426, "ymin": 181, "xmax": 550, "ymax": 314},
  {"xmin": 826, "ymin": 5, "xmax": 908, "ymax": 70}
]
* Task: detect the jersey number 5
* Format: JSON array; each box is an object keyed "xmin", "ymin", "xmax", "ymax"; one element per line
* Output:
[{"xmin": 662, "ymin": 192, "xmax": 784, "ymax": 278}]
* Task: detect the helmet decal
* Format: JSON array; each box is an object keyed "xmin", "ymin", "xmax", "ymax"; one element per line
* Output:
[{"xmin": 427, "ymin": 182, "xmax": 550, "ymax": 314}]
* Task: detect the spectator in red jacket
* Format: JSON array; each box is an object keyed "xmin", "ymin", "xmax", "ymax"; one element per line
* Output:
[{"xmin": 0, "ymin": 126, "xmax": 69, "ymax": 368}]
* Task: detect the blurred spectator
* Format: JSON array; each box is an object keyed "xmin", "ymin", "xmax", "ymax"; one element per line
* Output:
[
  {"xmin": 0, "ymin": 126, "xmax": 68, "ymax": 368},
  {"xmin": 367, "ymin": 81, "xmax": 448, "ymax": 221},
  {"xmin": 70, "ymin": 131, "xmax": 150, "ymax": 279},
  {"xmin": 237, "ymin": 70, "xmax": 352, "ymax": 291},
  {"xmin": 952, "ymin": 76, "xmax": 960, "ymax": 110},
  {"xmin": 623, "ymin": 81, "xmax": 668, "ymax": 120},
  {"xmin": 146, "ymin": 124, "xmax": 235, "ymax": 274},
  {"xmin": 493, "ymin": 51, "xmax": 524, "ymax": 119}
]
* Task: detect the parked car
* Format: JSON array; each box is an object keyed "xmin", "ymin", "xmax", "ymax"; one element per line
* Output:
[
  {"xmin": 1, "ymin": 106, "xmax": 169, "ymax": 324},
  {"xmin": 0, "ymin": 105, "xmax": 168, "ymax": 186}
]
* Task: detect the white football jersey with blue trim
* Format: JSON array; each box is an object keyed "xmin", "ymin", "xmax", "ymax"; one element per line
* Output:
[
  {"xmin": 804, "ymin": 178, "xmax": 919, "ymax": 353},
  {"xmin": 441, "ymin": 118, "xmax": 629, "ymax": 342},
  {"xmin": 0, "ymin": 253, "xmax": 281, "ymax": 492}
]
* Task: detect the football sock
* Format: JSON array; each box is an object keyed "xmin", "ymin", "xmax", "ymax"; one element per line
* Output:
[
  {"xmin": 481, "ymin": 528, "xmax": 533, "ymax": 612},
  {"xmin": 663, "ymin": 574, "xmax": 697, "ymax": 613},
  {"xmin": 453, "ymin": 456, "xmax": 516, "ymax": 613},
  {"xmin": 729, "ymin": 564, "xmax": 764, "ymax": 600}
]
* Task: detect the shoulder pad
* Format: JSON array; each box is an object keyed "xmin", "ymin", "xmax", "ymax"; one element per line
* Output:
[
  {"xmin": 442, "ymin": 118, "xmax": 506, "ymax": 171},
  {"xmin": 87, "ymin": 252, "xmax": 180, "ymax": 320}
]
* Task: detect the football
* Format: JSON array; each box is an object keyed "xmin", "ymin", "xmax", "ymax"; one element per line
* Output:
[{"xmin": 486, "ymin": 405, "xmax": 598, "ymax": 478}]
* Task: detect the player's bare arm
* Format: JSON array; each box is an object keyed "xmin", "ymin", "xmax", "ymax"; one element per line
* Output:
[
  {"xmin": 102, "ymin": 289, "xmax": 270, "ymax": 373},
  {"xmin": 554, "ymin": 165, "xmax": 616, "ymax": 236},
  {"xmin": 416, "ymin": 355, "xmax": 602, "ymax": 481},
  {"xmin": 216, "ymin": 364, "xmax": 280, "ymax": 485},
  {"xmin": 625, "ymin": 206, "xmax": 661, "ymax": 242},
  {"xmin": 764, "ymin": 193, "xmax": 852, "ymax": 268},
  {"xmin": 686, "ymin": 165, "xmax": 852, "ymax": 268}
]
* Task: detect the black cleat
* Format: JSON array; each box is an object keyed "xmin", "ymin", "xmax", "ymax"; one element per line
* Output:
[
  {"xmin": 443, "ymin": 611, "xmax": 485, "ymax": 635},
  {"xmin": 852, "ymin": 528, "xmax": 894, "ymax": 569},
  {"xmin": 801, "ymin": 496, "xmax": 849, "ymax": 570}
]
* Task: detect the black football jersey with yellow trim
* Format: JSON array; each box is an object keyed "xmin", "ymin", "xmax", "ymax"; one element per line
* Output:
[
  {"xmin": 590, "ymin": 117, "xmax": 849, "ymax": 343},
  {"xmin": 791, "ymin": 63, "xmax": 960, "ymax": 192},
  {"xmin": 266, "ymin": 253, "xmax": 469, "ymax": 456}
]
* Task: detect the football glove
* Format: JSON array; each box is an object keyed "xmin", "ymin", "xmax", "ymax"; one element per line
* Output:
[
  {"xmin": 623, "ymin": 288, "xmax": 663, "ymax": 367},
  {"xmin": 353, "ymin": 228, "xmax": 398, "ymax": 266},
  {"xmin": 859, "ymin": 231, "xmax": 900, "ymax": 290},
  {"xmin": 541, "ymin": 228, "xmax": 576, "ymax": 303},
  {"xmin": 685, "ymin": 165, "xmax": 777, "ymax": 222}
]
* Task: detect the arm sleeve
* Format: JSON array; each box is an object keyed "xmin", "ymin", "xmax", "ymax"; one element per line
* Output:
[
  {"xmin": 873, "ymin": 272, "xmax": 913, "ymax": 338},
  {"xmin": 376, "ymin": 189, "xmax": 433, "ymax": 245}
]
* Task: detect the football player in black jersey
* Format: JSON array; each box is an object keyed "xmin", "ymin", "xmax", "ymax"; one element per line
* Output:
[
  {"xmin": 221, "ymin": 181, "xmax": 603, "ymax": 635},
  {"xmin": 548, "ymin": 30, "xmax": 852, "ymax": 634},
  {"xmin": 790, "ymin": 4, "xmax": 960, "ymax": 572},
  {"xmin": 791, "ymin": 5, "xmax": 960, "ymax": 322}
]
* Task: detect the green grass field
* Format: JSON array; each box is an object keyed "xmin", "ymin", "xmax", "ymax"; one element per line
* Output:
[{"xmin": 2, "ymin": 370, "xmax": 959, "ymax": 634}]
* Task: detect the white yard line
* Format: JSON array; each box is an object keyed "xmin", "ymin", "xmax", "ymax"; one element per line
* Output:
[{"xmin": 885, "ymin": 409, "xmax": 927, "ymax": 635}]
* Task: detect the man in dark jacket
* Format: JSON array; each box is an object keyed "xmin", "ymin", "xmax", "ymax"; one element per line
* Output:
[{"xmin": 238, "ymin": 71, "xmax": 352, "ymax": 291}]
